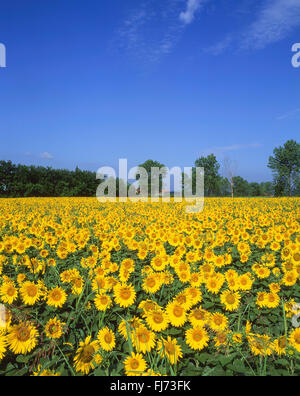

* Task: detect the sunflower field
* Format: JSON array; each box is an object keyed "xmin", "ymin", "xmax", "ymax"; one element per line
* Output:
[{"xmin": 0, "ymin": 197, "xmax": 299, "ymax": 377}]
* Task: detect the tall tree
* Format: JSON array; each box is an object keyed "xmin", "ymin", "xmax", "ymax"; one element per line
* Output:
[
  {"xmin": 232, "ymin": 176, "xmax": 250, "ymax": 197},
  {"xmin": 268, "ymin": 140, "xmax": 300, "ymax": 196},
  {"xmin": 223, "ymin": 157, "xmax": 237, "ymax": 198},
  {"xmin": 194, "ymin": 154, "xmax": 221, "ymax": 197},
  {"xmin": 137, "ymin": 159, "xmax": 166, "ymax": 197}
]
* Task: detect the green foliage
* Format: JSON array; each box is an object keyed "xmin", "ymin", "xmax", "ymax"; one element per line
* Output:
[{"xmin": 268, "ymin": 140, "xmax": 300, "ymax": 196}]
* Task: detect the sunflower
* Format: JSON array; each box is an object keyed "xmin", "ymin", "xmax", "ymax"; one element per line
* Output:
[
  {"xmin": 189, "ymin": 307, "xmax": 210, "ymax": 327},
  {"xmin": 133, "ymin": 326, "xmax": 156, "ymax": 354},
  {"xmin": 124, "ymin": 352, "xmax": 147, "ymax": 376},
  {"xmin": 273, "ymin": 336, "xmax": 287, "ymax": 356},
  {"xmin": 114, "ymin": 283, "xmax": 136, "ymax": 308},
  {"xmin": 220, "ymin": 290, "xmax": 241, "ymax": 312},
  {"xmin": 145, "ymin": 310, "xmax": 169, "ymax": 333},
  {"xmin": 20, "ymin": 281, "xmax": 41, "ymax": 306},
  {"xmin": 97, "ymin": 327, "xmax": 116, "ymax": 352},
  {"xmin": 214, "ymin": 332, "xmax": 228, "ymax": 348},
  {"xmin": 47, "ymin": 287, "xmax": 67, "ymax": 308},
  {"xmin": 185, "ymin": 287, "xmax": 202, "ymax": 306},
  {"xmin": 0, "ymin": 333, "xmax": 7, "ymax": 360},
  {"xmin": 256, "ymin": 292, "xmax": 267, "ymax": 308},
  {"xmin": 185, "ymin": 326, "xmax": 209, "ymax": 351},
  {"xmin": 166, "ymin": 301, "xmax": 187, "ymax": 327},
  {"xmin": 289, "ymin": 328, "xmax": 300, "ymax": 353},
  {"xmin": 7, "ymin": 322, "xmax": 39, "ymax": 355},
  {"xmin": 139, "ymin": 300, "xmax": 159, "ymax": 316},
  {"xmin": 238, "ymin": 273, "xmax": 253, "ymax": 291},
  {"xmin": 264, "ymin": 293, "xmax": 280, "ymax": 309},
  {"xmin": 248, "ymin": 334, "xmax": 273, "ymax": 356},
  {"xmin": 209, "ymin": 313, "xmax": 228, "ymax": 332},
  {"xmin": 32, "ymin": 366, "xmax": 61, "ymax": 376},
  {"xmin": 142, "ymin": 274, "xmax": 162, "ymax": 294},
  {"xmin": 71, "ymin": 276, "xmax": 84, "ymax": 295},
  {"xmin": 206, "ymin": 273, "xmax": 225, "ymax": 294},
  {"xmin": 17, "ymin": 273, "xmax": 26, "ymax": 285},
  {"xmin": 118, "ymin": 317, "xmax": 144, "ymax": 340},
  {"xmin": 0, "ymin": 282, "xmax": 18, "ymax": 305},
  {"xmin": 157, "ymin": 336, "xmax": 183, "ymax": 365},
  {"xmin": 45, "ymin": 317, "xmax": 65, "ymax": 340},
  {"xmin": 269, "ymin": 283, "xmax": 281, "ymax": 294},
  {"xmin": 282, "ymin": 270, "xmax": 298, "ymax": 287},
  {"xmin": 73, "ymin": 336, "xmax": 99, "ymax": 375},
  {"xmin": 94, "ymin": 293, "xmax": 112, "ymax": 311},
  {"xmin": 173, "ymin": 292, "xmax": 193, "ymax": 310}
]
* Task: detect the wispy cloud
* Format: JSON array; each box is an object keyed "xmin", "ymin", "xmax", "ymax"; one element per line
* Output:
[
  {"xmin": 277, "ymin": 108, "xmax": 300, "ymax": 120},
  {"xmin": 115, "ymin": 0, "xmax": 209, "ymax": 64},
  {"xmin": 179, "ymin": 0, "xmax": 207, "ymax": 25},
  {"xmin": 242, "ymin": 0, "xmax": 300, "ymax": 49},
  {"xmin": 206, "ymin": 0, "xmax": 300, "ymax": 56},
  {"xmin": 202, "ymin": 143, "xmax": 262, "ymax": 156},
  {"xmin": 40, "ymin": 152, "xmax": 54, "ymax": 160},
  {"xmin": 204, "ymin": 34, "xmax": 234, "ymax": 56}
]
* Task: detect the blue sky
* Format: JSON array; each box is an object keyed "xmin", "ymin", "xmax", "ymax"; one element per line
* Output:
[{"xmin": 0, "ymin": 0, "xmax": 299, "ymax": 182}]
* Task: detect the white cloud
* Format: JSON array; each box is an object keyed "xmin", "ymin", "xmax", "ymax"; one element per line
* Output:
[
  {"xmin": 205, "ymin": 34, "xmax": 234, "ymax": 55},
  {"xmin": 202, "ymin": 143, "xmax": 262, "ymax": 155},
  {"xmin": 242, "ymin": 0, "xmax": 300, "ymax": 49},
  {"xmin": 277, "ymin": 108, "xmax": 300, "ymax": 120},
  {"xmin": 179, "ymin": 0, "xmax": 206, "ymax": 25},
  {"xmin": 115, "ymin": 1, "xmax": 188, "ymax": 64},
  {"xmin": 40, "ymin": 152, "xmax": 54, "ymax": 159}
]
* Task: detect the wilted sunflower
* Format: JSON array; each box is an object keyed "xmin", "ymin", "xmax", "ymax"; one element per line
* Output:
[
  {"xmin": 124, "ymin": 352, "xmax": 147, "ymax": 376},
  {"xmin": 20, "ymin": 281, "xmax": 41, "ymax": 305},
  {"xmin": 97, "ymin": 327, "xmax": 116, "ymax": 352},
  {"xmin": 74, "ymin": 336, "xmax": 99, "ymax": 375},
  {"xmin": 45, "ymin": 317, "xmax": 65, "ymax": 340},
  {"xmin": 7, "ymin": 321, "xmax": 39, "ymax": 355},
  {"xmin": 185, "ymin": 326, "xmax": 209, "ymax": 351},
  {"xmin": 47, "ymin": 287, "xmax": 67, "ymax": 308},
  {"xmin": 114, "ymin": 283, "xmax": 136, "ymax": 308}
]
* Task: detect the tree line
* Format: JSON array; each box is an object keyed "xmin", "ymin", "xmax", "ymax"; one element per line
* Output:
[{"xmin": 0, "ymin": 140, "xmax": 299, "ymax": 198}]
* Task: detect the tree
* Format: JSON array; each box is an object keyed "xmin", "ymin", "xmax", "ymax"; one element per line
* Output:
[
  {"xmin": 137, "ymin": 160, "xmax": 166, "ymax": 197},
  {"xmin": 249, "ymin": 182, "xmax": 261, "ymax": 197},
  {"xmin": 232, "ymin": 176, "xmax": 250, "ymax": 197},
  {"xmin": 223, "ymin": 157, "xmax": 237, "ymax": 198},
  {"xmin": 194, "ymin": 154, "xmax": 221, "ymax": 197},
  {"xmin": 260, "ymin": 182, "xmax": 274, "ymax": 197},
  {"xmin": 268, "ymin": 140, "xmax": 300, "ymax": 196}
]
